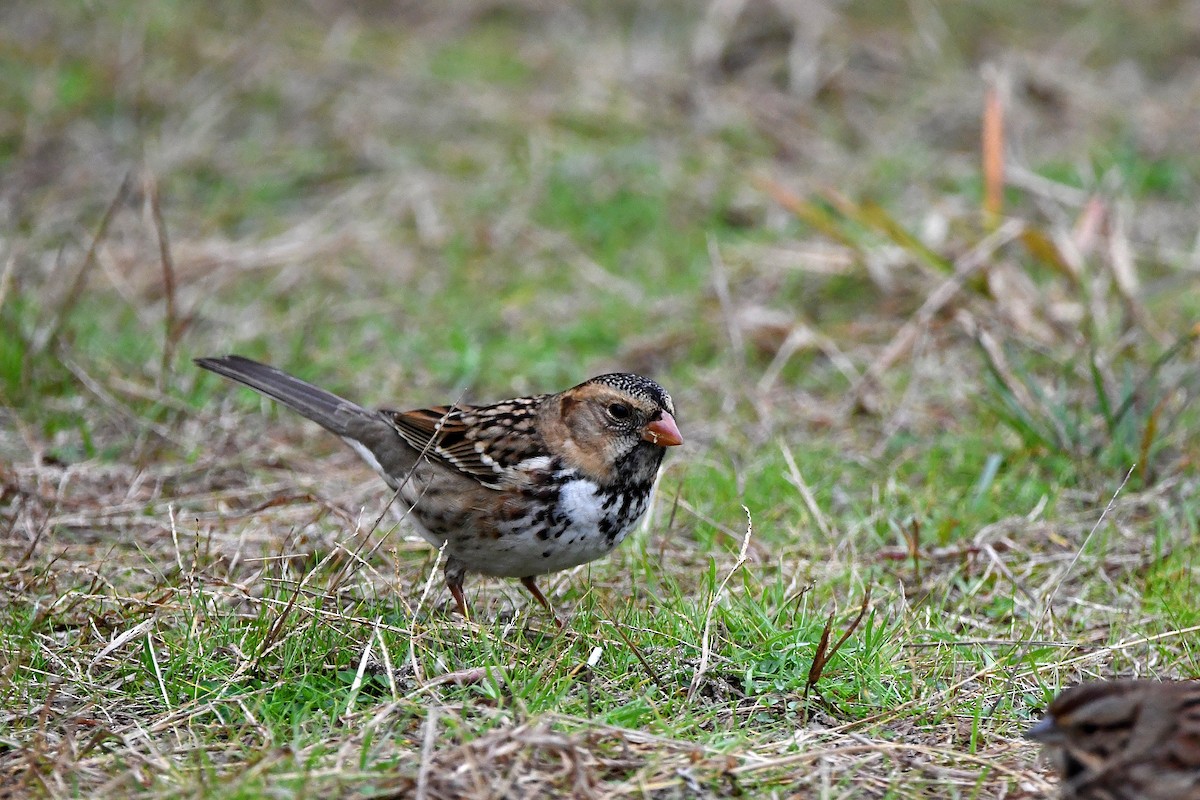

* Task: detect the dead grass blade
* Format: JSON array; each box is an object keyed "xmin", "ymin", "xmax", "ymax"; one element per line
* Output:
[
  {"xmin": 903, "ymin": 518, "xmax": 921, "ymax": 583},
  {"xmin": 849, "ymin": 219, "xmax": 1024, "ymax": 411},
  {"xmin": 708, "ymin": 233, "xmax": 745, "ymax": 374},
  {"xmin": 389, "ymin": 721, "xmax": 616, "ymax": 800},
  {"xmin": 728, "ymin": 738, "xmax": 1035, "ymax": 784},
  {"xmin": 779, "ymin": 440, "xmax": 833, "ymax": 540},
  {"xmin": 1019, "ymin": 226, "xmax": 1078, "ymax": 285},
  {"xmin": 687, "ymin": 505, "xmax": 752, "ymax": 701},
  {"xmin": 58, "ymin": 356, "xmax": 179, "ymax": 445},
  {"xmin": 1137, "ymin": 396, "xmax": 1167, "ymax": 485},
  {"xmin": 851, "ymin": 198, "xmax": 954, "ymax": 275},
  {"xmin": 415, "ymin": 706, "xmax": 438, "ymax": 800},
  {"xmin": 982, "ymin": 68, "xmax": 1005, "ymax": 222},
  {"xmin": 89, "ymin": 618, "xmax": 155, "ymax": 670},
  {"xmin": 968, "ymin": 318, "xmax": 1070, "ymax": 451},
  {"xmin": 598, "ymin": 596, "xmax": 667, "ymax": 696},
  {"xmin": 146, "ymin": 170, "xmax": 187, "ymax": 391},
  {"xmin": 989, "ymin": 465, "xmax": 1135, "ymax": 713},
  {"xmin": 343, "ymin": 616, "xmax": 380, "ymax": 719},
  {"xmin": 751, "ymin": 174, "xmax": 859, "ymax": 248},
  {"xmin": 30, "ymin": 172, "xmax": 132, "ymax": 358},
  {"xmin": 0, "ymin": 250, "xmax": 16, "ymax": 313},
  {"xmin": 805, "ymin": 587, "xmax": 871, "ymax": 698}
]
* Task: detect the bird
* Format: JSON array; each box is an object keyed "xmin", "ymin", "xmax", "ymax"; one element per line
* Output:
[
  {"xmin": 1024, "ymin": 679, "xmax": 1200, "ymax": 799},
  {"xmin": 195, "ymin": 355, "xmax": 682, "ymax": 622}
]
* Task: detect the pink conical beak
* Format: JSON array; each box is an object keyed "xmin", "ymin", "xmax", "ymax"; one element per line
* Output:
[{"xmin": 642, "ymin": 412, "xmax": 683, "ymax": 447}]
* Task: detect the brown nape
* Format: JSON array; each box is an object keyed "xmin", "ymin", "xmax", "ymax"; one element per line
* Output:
[{"xmin": 537, "ymin": 388, "xmax": 614, "ymax": 481}]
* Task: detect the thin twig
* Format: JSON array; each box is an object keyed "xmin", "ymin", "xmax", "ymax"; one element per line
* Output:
[
  {"xmin": 147, "ymin": 171, "xmax": 183, "ymax": 390},
  {"xmin": 32, "ymin": 172, "xmax": 132, "ymax": 357},
  {"xmin": 989, "ymin": 464, "xmax": 1136, "ymax": 713}
]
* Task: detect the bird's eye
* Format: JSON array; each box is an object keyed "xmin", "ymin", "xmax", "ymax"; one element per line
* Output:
[{"xmin": 607, "ymin": 402, "xmax": 632, "ymax": 421}]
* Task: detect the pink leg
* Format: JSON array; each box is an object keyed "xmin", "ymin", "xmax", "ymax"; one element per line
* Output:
[
  {"xmin": 445, "ymin": 557, "xmax": 469, "ymax": 619},
  {"xmin": 520, "ymin": 576, "xmax": 563, "ymax": 628}
]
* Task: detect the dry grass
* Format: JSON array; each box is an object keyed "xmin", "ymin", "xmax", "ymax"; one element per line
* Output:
[{"xmin": 4, "ymin": 1, "xmax": 1200, "ymax": 797}]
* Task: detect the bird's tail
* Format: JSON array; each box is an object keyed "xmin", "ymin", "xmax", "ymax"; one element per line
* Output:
[{"xmin": 195, "ymin": 355, "xmax": 366, "ymax": 437}]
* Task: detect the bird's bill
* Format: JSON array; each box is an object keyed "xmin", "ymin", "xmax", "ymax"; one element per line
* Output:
[
  {"xmin": 642, "ymin": 412, "xmax": 683, "ymax": 447},
  {"xmin": 1023, "ymin": 715, "xmax": 1064, "ymax": 743}
]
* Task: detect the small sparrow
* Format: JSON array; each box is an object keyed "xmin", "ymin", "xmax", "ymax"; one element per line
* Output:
[
  {"xmin": 1025, "ymin": 679, "xmax": 1200, "ymax": 799},
  {"xmin": 196, "ymin": 355, "xmax": 682, "ymax": 621}
]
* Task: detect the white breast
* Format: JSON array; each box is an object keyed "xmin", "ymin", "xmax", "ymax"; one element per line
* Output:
[{"xmin": 557, "ymin": 478, "xmax": 605, "ymax": 527}]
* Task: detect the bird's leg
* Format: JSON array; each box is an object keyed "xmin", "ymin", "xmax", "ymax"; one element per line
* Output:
[
  {"xmin": 520, "ymin": 576, "xmax": 563, "ymax": 628},
  {"xmin": 445, "ymin": 556, "xmax": 469, "ymax": 620}
]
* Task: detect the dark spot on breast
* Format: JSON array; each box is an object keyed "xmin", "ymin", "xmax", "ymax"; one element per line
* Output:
[
  {"xmin": 542, "ymin": 550, "xmax": 552, "ymax": 558},
  {"xmin": 536, "ymin": 528, "xmax": 549, "ymax": 540}
]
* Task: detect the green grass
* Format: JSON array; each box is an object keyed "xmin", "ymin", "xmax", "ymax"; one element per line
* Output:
[{"xmin": 3, "ymin": 1, "xmax": 1200, "ymax": 797}]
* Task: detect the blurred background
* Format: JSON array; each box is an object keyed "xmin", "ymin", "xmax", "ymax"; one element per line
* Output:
[{"xmin": 6, "ymin": 0, "xmax": 1199, "ymax": 444}]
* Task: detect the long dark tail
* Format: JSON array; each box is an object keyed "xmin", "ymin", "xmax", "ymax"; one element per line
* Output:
[
  {"xmin": 195, "ymin": 355, "xmax": 366, "ymax": 437},
  {"xmin": 196, "ymin": 355, "xmax": 423, "ymax": 485}
]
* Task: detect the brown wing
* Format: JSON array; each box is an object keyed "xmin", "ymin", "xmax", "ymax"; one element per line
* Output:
[{"xmin": 385, "ymin": 395, "xmax": 551, "ymax": 489}]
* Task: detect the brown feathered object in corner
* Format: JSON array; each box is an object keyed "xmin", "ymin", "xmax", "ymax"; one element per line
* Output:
[{"xmin": 1026, "ymin": 679, "xmax": 1200, "ymax": 799}]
